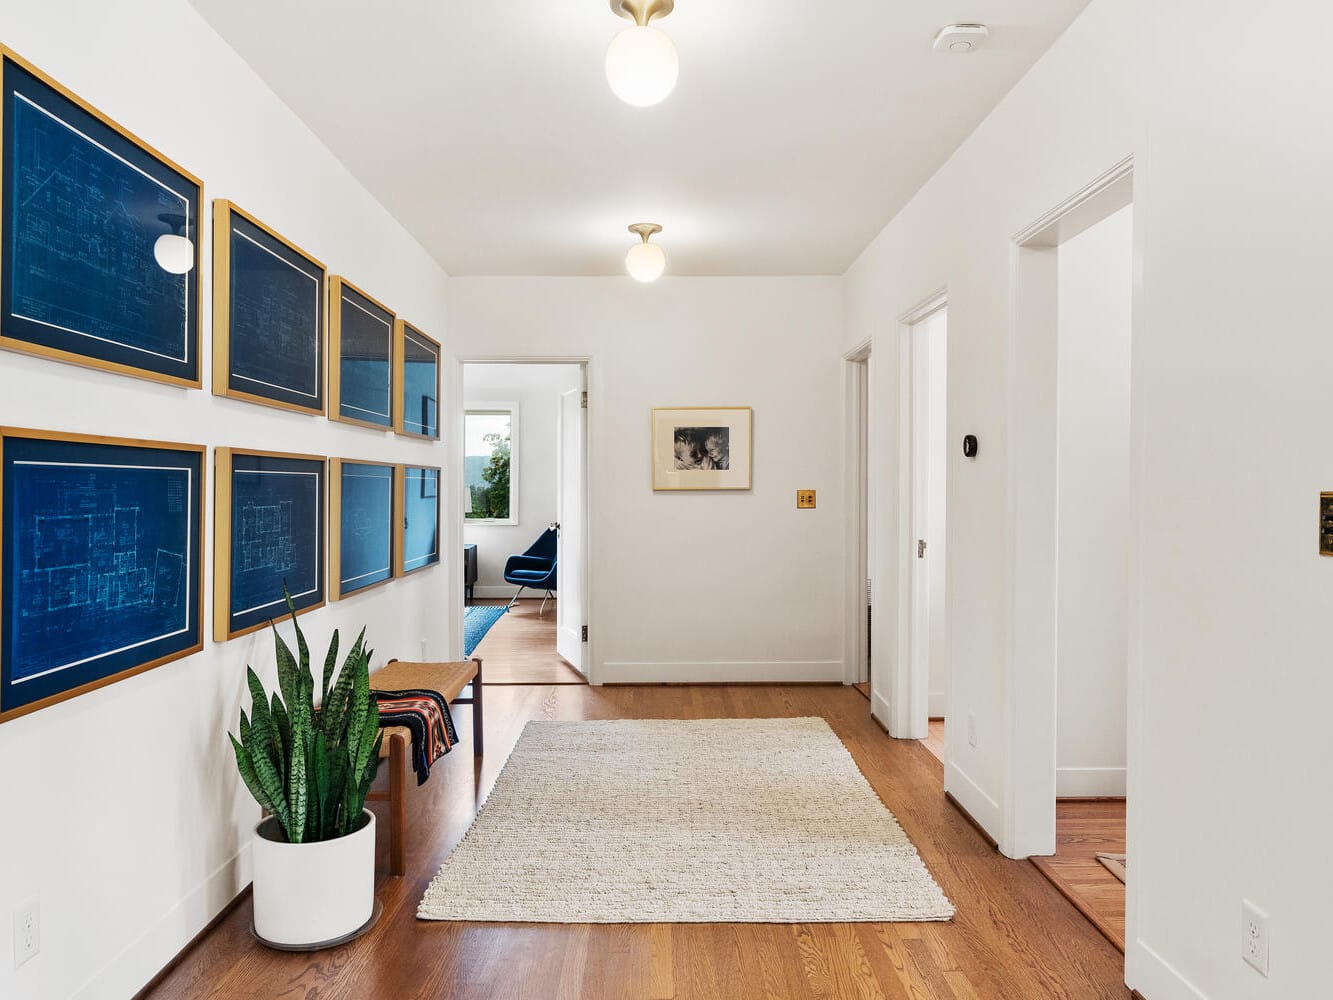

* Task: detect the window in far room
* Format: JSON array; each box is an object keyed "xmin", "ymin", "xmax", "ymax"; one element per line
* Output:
[{"xmin": 464, "ymin": 407, "xmax": 515, "ymax": 523}]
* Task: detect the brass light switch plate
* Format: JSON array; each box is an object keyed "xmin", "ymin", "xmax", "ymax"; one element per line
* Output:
[{"xmin": 797, "ymin": 490, "xmax": 817, "ymax": 509}]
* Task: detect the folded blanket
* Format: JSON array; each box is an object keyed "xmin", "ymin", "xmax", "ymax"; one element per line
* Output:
[{"xmin": 374, "ymin": 688, "xmax": 458, "ymax": 785}]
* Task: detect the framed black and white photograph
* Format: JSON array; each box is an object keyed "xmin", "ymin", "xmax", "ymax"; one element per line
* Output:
[
  {"xmin": 652, "ymin": 407, "xmax": 753, "ymax": 491},
  {"xmin": 212, "ymin": 200, "xmax": 325, "ymax": 414}
]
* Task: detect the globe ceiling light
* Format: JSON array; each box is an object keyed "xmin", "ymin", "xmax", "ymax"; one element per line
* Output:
[
  {"xmin": 625, "ymin": 223, "xmax": 666, "ymax": 282},
  {"xmin": 606, "ymin": 0, "xmax": 678, "ymax": 107},
  {"xmin": 153, "ymin": 212, "xmax": 195, "ymax": 275}
]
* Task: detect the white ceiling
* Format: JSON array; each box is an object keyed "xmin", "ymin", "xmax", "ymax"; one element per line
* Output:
[{"xmin": 190, "ymin": 0, "xmax": 1090, "ymax": 276}]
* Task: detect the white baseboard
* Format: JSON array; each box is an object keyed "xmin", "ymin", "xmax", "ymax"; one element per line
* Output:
[
  {"xmin": 601, "ymin": 660, "xmax": 843, "ymax": 684},
  {"xmin": 943, "ymin": 760, "xmax": 1003, "ymax": 844},
  {"xmin": 72, "ymin": 845, "xmax": 249, "ymax": 1000},
  {"xmin": 928, "ymin": 690, "xmax": 948, "ymax": 718},
  {"xmin": 1057, "ymin": 766, "xmax": 1127, "ymax": 798},
  {"xmin": 1127, "ymin": 939, "xmax": 1211, "ymax": 999},
  {"xmin": 871, "ymin": 690, "xmax": 892, "ymax": 731}
]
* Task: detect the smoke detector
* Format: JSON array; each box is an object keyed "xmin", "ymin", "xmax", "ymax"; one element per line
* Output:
[{"xmin": 933, "ymin": 24, "xmax": 989, "ymax": 54}]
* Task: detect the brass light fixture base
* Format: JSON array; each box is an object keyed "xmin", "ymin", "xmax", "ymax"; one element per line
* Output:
[
  {"xmin": 610, "ymin": 0, "xmax": 674, "ymax": 27},
  {"xmin": 629, "ymin": 223, "xmax": 663, "ymax": 242}
]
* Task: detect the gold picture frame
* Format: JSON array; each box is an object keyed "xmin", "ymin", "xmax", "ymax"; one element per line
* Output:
[
  {"xmin": 393, "ymin": 319, "xmax": 441, "ymax": 440},
  {"xmin": 329, "ymin": 458, "xmax": 396, "ymax": 601},
  {"xmin": 328, "ymin": 276, "xmax": 396, "ymax": 431},
  {"xmin": 212, "ymin": 200, "xmax": 326, "ymax": 416},
  {"xmin": 395, "ymin": 464, "xmax": 442, "ymax": 577},
  {"xmin": 651, "ymin": 407, "xmax": 753, "ymax": 491}
]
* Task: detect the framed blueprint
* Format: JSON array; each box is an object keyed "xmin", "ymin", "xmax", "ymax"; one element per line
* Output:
[
  {"xmin": 0, "ymin": 47, "xmax": 202, "ymax": 387},
  {"xmin": 395, "ymin": 465, "xmax": 440, "ymax": 577},
  {"xmin": 214, "ymin": 449, "xmax": 325, "ymax": 641},
  {"xmin": 212, "ymin": 201, "xmax": 325, "ymax": 414},
  {"xmin": 393, "ymin": 320, "xmax": 440, "ymax": 440},
  {"xmin": 329, "ymin": 277, "xmax": 394, "ymax": 430},
  {"xmin": 0, "ymin": 429, "xmax": 204, "ymax": 723},
  {"xmin": 330, "ymin": 459, "xmax": 394, "ymax": 600}
]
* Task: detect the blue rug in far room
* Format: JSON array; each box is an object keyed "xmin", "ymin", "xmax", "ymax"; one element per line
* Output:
[{"xmin": 464, "ymin": 605, "xmax": 508, "ymax": 657}]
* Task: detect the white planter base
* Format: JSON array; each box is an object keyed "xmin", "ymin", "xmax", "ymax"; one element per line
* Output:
[{"xmin": 251, "ymin": 809, "xmax": 377, "ymax": 950}]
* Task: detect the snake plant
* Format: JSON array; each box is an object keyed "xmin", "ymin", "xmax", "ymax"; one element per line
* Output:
[{"xmin": 229, "ymin": 590, "xmax": 383, "ymax": 844}]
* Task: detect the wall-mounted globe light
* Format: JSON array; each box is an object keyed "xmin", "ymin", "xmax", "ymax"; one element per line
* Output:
[
  {"xmin": 153, "ymin": 213, "xmax": 195, "ymax": 275},
  {"xmin": 625, "ymin": 223, "xmax": 666, "ymax": 282},
  {"xmin": 606, "ymin": 0, "xmax": 678, "ymax": 108}
]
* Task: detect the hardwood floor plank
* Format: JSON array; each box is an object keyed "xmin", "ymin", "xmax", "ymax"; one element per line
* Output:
[
  {"xmin": 470, "ymin": 599, "xmax": 587, "ymax": 685},
  {"xmin": 144, "ymin": 685, "xmax": 1130, "ymax": 1000}
]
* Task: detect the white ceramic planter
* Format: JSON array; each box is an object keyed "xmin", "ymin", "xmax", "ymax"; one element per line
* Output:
[{"xmin": 251, "ymin": 809, "xmax": 375, "ymax": 949}]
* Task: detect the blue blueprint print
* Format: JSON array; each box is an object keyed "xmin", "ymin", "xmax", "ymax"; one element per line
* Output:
[
  {"xmin": 2, "ymin": 436, "xmax": 202, "ymax": 716},
  {"xmin": 228, "ymin": 211, "xmax": 322, "ymax": 407},
  {"xmin": 338, "ymin": 286, "xmax": 392, "ymax": 427},
  {"xmin": 228, "ymin": 454, "xmax": 323, "ymax": 633},
  {"xmin": 401, "ymin": 327, "xmax": 439, "ymax": 437},
  {"xmin": 338, "ymin": 463, "xmax": 393, "ymax": 594},
  {"xmin": 1, "ymin": 58, "xmax": 199, "ymax": 381},
  {"xmin": 402, "ymin": 467, "xmax": 439, "ymax": 573}
]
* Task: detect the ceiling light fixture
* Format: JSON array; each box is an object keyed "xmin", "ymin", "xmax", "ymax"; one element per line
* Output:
[
  {"xmin": 606, "ymin": 0, "xmax": 679, "ymax": 107},
  {"xmin": 933, "ymin": 24, "xmax": 989, "ymax": 54},
  {"xmin": 625, "ymin": 223, "xmax": 666, "ymax": 282},
  {"xmin": 153, "ymin": 212, "xmax": 195, "ymax": 275}
]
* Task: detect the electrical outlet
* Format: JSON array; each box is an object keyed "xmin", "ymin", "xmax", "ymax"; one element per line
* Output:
[
  {"xmin": 13, "ymin": 899, "xmax": 38, "ymax": 968},
  {"xmin": 967, "ymin": 714, "xmax": 978, "ymax": 748},
  {"xmin": 1242, "ymin": 900, "xmax": 1270, "ymax": 976},
  {"xmin": 420, "ymin": 638, "xmax": 428, "ymax": 660}
]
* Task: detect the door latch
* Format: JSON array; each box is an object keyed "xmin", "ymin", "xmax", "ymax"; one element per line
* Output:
[{"xmin": 917, "ymin": 539, "xmax": 927, "ymax": 559}]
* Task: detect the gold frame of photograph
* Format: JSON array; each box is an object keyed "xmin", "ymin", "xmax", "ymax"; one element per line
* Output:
[
  {"xmin": 328, "ymin": 275, "xmax": 397, "ymax": 431},
  {"xmin": 328, "ymin": 458, "xmax": 397, "ymax": 602},
  {"xmin": 393, "ymin": 318, "xmax": 442, "ymax": 440},
  {"xmin": 0, "ymin": 428, "xmax": 206, "ymax": 724},
  {"xmin": 0, "ymin": 45, "xmax": 204, "ymax": 389},
  {"xmin": 211, "ymin": 199, "xmax": 327, "ymax": 416},
  {"xmin": 213, "ymin": 447, "xmax": 327, "ymax": 642},
  {"xmin": 394, "ymin": 464, "xmax": 442, "ymax": 578},
  {"xmin": 651, "ymin": 407, "xmax": 753, "ymax": 491}
]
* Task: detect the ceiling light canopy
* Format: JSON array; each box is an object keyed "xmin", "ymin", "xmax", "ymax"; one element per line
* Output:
[
  {"xmin": 625, "ymin": 223, "xmax": 666, "ymax": 282},
  {"xmin": 606, "ymin": 0, "xmax": 678, "ymax": 107}
]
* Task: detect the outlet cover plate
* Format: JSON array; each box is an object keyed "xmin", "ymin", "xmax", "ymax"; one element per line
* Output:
[
  {"xmin": 797, "ymin": 490, "xmax": 816, "ymax": 509},
  {"xmin": 1242, "ymin": 900, "xmax": 1269, "ymax": 976},
  {"xmin": 14, "ymin": 899, "xmax": 38, "ymax": 968}
]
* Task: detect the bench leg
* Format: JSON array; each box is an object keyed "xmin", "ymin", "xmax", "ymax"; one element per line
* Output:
[
  {"xmin": 388, "ymin": 732, "xmax": 408, "ymax": 877},
  {"xmin": 472, "ymin": 656, "xmax": 484, "ymax": 756}
]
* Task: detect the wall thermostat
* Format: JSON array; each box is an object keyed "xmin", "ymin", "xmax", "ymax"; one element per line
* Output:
[{"xmin": 963, "ymin": 434, "xmax": 979, "ymax": 459}]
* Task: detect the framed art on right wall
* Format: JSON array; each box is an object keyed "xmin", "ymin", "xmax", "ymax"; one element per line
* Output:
[{"xmin": 651, "ymin": 407, "xmax": 753, "ymax": 491}]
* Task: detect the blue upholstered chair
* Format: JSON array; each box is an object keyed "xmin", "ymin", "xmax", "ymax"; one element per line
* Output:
[{"xmin": 503, "ymin": 527, "xmax": 558, "ymax": 616}]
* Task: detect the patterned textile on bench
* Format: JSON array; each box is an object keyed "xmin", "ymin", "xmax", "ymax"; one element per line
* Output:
[{"xmin": 374, "ymin": 689, "xmax": 458, "ymax": 785}]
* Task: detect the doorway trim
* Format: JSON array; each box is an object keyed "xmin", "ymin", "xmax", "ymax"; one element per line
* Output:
[
  {"xmin": 843, "ymin": 339, "xmax": 872, "ymax": 690},
  {"xmin": 1003, "ymin": 155, "xmax": 1136, "ymax": 862},
  {"xmin": 455, "ymin": 355, "xmax": 596, "ymax": 684}
]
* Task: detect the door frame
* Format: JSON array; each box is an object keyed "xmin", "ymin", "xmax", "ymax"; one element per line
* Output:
[
  {"xmin": 892, "ymin": 290, "xmax": 949, "ymax": 740},
  {"xmin": 843, "ymin": 340, "xmax": 872, "ymax": 690},
  {"xmin": 455, "ymin": 355, "xmax": 596, "ymax": 684},
  {"xmin": 1003, "ymin": 155, "xmax": 1137, "ymax": 864}
]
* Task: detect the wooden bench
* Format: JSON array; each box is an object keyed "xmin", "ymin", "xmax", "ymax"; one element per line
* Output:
[{"xmin": 367, "ymin": 657, "xmax": 484, "ymax": 876}]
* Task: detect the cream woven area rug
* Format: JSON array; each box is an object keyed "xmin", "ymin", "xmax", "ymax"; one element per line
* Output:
[{"xmin": 417, "ymin": 717, "xmax": 954, "ymax": 923}]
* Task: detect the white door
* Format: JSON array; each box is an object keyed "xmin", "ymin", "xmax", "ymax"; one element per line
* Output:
[
  {"xmin": 555, "ymin": 386, "xmax": 586, "ymax": 673},
  {"xmin": 909, "ymin": 322, "xmax": 933, "ymax": 713},
  {"xmin": 910, "ymin": 308, "xmax": 948, "ymax": 730}
]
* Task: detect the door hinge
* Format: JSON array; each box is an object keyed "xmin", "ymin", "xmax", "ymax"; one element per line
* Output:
[
  {"xmin": 917, "ymin": 539, "xmax": 927, "ymax": 559},
  {"xmin": 581, "ymin": 625, "xmax": 589, "ymax": 642},
  {"xmin": 581, "ymin": 391, "xmax": 588, "ymax": 409}
]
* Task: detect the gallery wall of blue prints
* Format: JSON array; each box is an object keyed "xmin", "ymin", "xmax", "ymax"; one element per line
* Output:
[
  {"xmin": 226, "ymin": 209, "xmax": 323, "ymax": 409},
  {"xmin": 403, "ymin": 467, "xmax": 440, "ymax": 573},
  {"xmin": 227, "ymin": 453, "xmax": 324, "ymax": 635},
  {"xmin": 1, "ymin": 435, "xmax": 202, "ymax": 715},
  {"xmin": 1, "ymin": 57, "xmax": 200, "ymax": 382},
  {"xmin": 338, "ymin": 462, "xmax": 393, "ymax": 595},
  {"xmin": 338, "ymin": 284, "xmax": 393, "ymax": 427}
]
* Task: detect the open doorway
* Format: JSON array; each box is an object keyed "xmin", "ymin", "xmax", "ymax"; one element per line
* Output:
[
  {"xmin": 847, "ymin": 347, "xmax": 872, "ymax": 700},
  {"xmin": 1007, "ymin": 160, "xmax": 1135, "ymax": 963},
  {"xmin": 904, "ymin": 303, "xmax": 949, "ymax": 764},
  {"xmin": 462, "ymin": 362, "xmax": 588, "ymax": 685}
]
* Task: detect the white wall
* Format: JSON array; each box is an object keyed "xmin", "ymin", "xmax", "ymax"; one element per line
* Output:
[
  {"xmin": 0, "ymin": 2, "xmax": 455, "ymax": 998},
  {"xmin": 451, "ymin": 277, "xmax": 845, "ymax": 684},
  {"xmin": 845, "ymin": 0, "xmax": 1333, "ymax": 997},
  {"xmin": 463, "ymin": 363, "xmax": 580, "ymax": 596},
  {"xmin": 1055, "ymin": 206, "xmax": 1132, "ymax": 798}
]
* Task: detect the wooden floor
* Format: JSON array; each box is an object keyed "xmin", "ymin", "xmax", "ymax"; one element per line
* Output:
[
  {"xmin": 921, "ymin": 718, "xmax": 946, "ymax": 764},
  {"xmin": 1031, "ymin": 800, "xmax": 1128, "ymax": 953},
  {"xmin": 471, "ymin": 598, "xmax": 587, "ymax": 685},
  {"xmin": 147, "ymin": 686, "xmax": 1129, "ymax": 1000}
]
